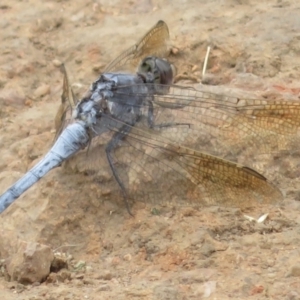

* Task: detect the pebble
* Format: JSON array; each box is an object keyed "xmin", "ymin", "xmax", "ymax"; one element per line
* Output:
[
  {"xmin": 33, "ymin": 84, "xmax": 50, "ymax": 98},
  {"xmin": 83, "ymin": 278, "xmax": 94, "ymax": 285},
  {"xmin": 25, "ymin": 99, "xmax": 33, "ymax": 106},
  {"xmin": 56, "ymin": 269, "xmax": 71, "ymax": 282},
  {"xmin": 6, "ymin": 241, "xmax": 54, "ymax": 284},
  {"xmin": 123, "ymin": 253, "xmax": 132, "ymax": 261},
  {"xmin": 70, "ymin": 11, "xmax": 85, "ymax": 22},
  {"xmin": 85, "ymin": 265, "xmax": 93, "ymax": 272},
  {"xmin": 171, "ymin": 47, "xmax": 179, "ymax": 55},
  {"xmin": 97, "ymin": 270, "xmax": 112, "ymax": 280},
  {"xmin": 52, "ymin": 59, "xmax": 62, "ymax": 67},
  {"xmin": 111, "ymin": 256, "xmax": 121, "ymax": 266},
  {"xmin": 75, "ymin": 274, "xmax": 84, "ymax": 280},
  {"xmin": 287, "ymin": 264, "xmax": 300, "ymax": 277},
  {"xmin": 192, "ymin": 65, "xmax": 199, "ymax": 72},
  {"xmin": 96, "ymin": 284, "xmax": 111, "ymax": 292},
  {"xmin": 92, "ymin": 64, "xmax": 105, "ymax": 73}
]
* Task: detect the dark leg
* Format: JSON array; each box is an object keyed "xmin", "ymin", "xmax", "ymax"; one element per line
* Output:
[
  {"xmin": 147, "ymin": 99, "xmax": 191, "ymax": 129},
  {"xmin": 105, "ymin": 124, "xmax": 133, "ymax": 216}
]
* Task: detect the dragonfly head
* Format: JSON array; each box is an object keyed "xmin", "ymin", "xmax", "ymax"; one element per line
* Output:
[{"xmin": 138, "ymin": 56, "xmax": 176, "ymax": 94}]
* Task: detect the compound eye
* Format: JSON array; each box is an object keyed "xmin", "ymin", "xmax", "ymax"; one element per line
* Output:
[{"xmin": 140, "ymin": 61, "xmax": 151, "ymax": 73}]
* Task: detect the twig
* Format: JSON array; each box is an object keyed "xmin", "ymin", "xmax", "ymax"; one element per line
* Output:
[{"xmin": 202, "ymin": 46, "xmax": 211, "ymax": 78}]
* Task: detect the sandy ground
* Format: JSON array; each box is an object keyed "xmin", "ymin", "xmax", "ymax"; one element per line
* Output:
[{"xmin": 1, "ymin": 0, "xmax": 300, "ymax": 299}]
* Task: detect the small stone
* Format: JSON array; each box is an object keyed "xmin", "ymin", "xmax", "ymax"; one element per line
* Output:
[
  {"xmin": 123, "ymin": 254, "xmax": 132, "ymax": 261},
  {"xmin": 7, "ymin": 282, "xmax": 17, "ymax": 289},
  {"xmin": 85, "ymin": 265, "xmax": 93, "ymax": 272},
  {"xmin": 70, "ymin": 11, "xmax": 85, "ymax": 22},
  {"xmin": 288, "ymin": 264, "xmax": 300, "ymax": 277},
  {"xmin": 33, "ymin": 84, "xmax": 50, "ymax": 98},
  {"xmin": 83, "ymin": 278, "xmax": 94, "ymax": 285},
  {"xmin": 52, "ymin": 59, "xmax": 62, "ymax": 67},
  {"xmin": 171, "ymin": 47, "xmax": 179, "ymax": 55},
  {"xmin": 6, "ymin": 241, "xmax": 54, "ymax": 284},
  {"xmin": 92, "ymin": 64, "xmax": 105, "ymax": 73},
  {"xmin": 45, "ymin": 272, "xmax": 57, "ymax": 283},
  {"xmin": 75, "ymin": 273, "xmax": 84, "ymax": 280},
  {"xmin": 31, "ymin": 282, "xmax": 40, "ymax": 287},
  {"xmin": 250, "ymin": 285, "xmax": 264, "ymax": 295},
  {"xmin": 201, "ymin": 73, "xmax": 223, "ymax": 85},
  {"xmin": 56, "ymin": 269, "xmax": 71, "ymax": 282},
  {"xmin": 111, "ymin": 256, "xmax": 121, "ymax": 266},
  {"xmin": 97, "ymin": 284, "xmax": 111, "ymax": 292},
  {"xmin": 16, "ymin": 283, "xmax": 26, "ymax": 293},
  {"xmin": 24, "ymin": 99, "xmax": 33, "ymax": 107},
  {"xmin": 97, "ymin": 270, "xmax": 112, "ymax": 280},
  {"xmin": 192, "ymin": 65, "xmax": 199, "ymax": 72}
]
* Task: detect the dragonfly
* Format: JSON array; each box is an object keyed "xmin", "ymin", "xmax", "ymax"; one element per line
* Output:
[{"xmin": 0, "ymin": 20, "xmax": 292, "ymax": 215}]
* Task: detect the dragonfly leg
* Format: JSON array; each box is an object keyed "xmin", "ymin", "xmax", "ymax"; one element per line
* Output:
[
  {"xmin": 147, "ymin": 99, "xmax": 190, "ymax": 129},
  {"xmin": 105, "ymin": 124, "xmax": 133, "ymax": 216}
]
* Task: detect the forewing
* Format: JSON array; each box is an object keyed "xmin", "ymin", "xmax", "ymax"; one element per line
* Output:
[
  {"xmin": 110, "ymin": 84, "xmax": 300, "ymax": 157},
  {"xmin": 54, "ymin": 64, "xmax": 78, "ymax": 141},
  {"xmin": 104, "ymin": 20, "xmax": 170, "ymax": 72}
]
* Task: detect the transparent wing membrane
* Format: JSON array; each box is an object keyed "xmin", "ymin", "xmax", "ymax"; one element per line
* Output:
[{"xmin": 104, "ymin": 20, "xmax": 170, "ymax": 72}]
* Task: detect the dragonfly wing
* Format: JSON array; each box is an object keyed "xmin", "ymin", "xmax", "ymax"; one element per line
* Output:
[
  {"xmin": 54, "ymin": 64, "xmax": 79, "ymax": 141},
  {"xmin": 120, "ymin": 125, "xmax": 283, "ymax": 207},
  {"xmin": 63, "ymin": 114, "xmax": 283, "ymax": 210},
  {"xmin": 235, "ymin": 98, "xmax": 300, "ymax": 135},
  {"xmin": 110, "ymin": 84, "xmax": 300, "ymax": 156},
  {"xmin": 104, "ymin": 20, "xmax": 170, "ymax": 73}
]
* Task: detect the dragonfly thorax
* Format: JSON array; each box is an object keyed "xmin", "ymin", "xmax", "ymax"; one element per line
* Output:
[
  {"xmin": 73, "ymin": 73, "xmax": 147, "ymax": 132},
  {"xmin": 73, "ymin": 76, "xmax": 116, "ymax": 127}
]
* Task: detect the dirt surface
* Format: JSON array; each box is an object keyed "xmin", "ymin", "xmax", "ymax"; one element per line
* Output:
[{"xmin": 1, "ymin": 0, "xmax": 300, "ymax": 299}]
